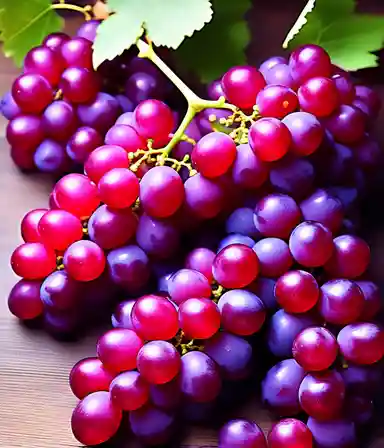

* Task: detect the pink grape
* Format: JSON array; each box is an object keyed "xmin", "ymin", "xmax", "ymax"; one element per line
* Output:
[
  {"xmin": 8, "ymin": 279, "xmax": 43, "ymax": 320},
  {"xmin": 42, "ymin": 32, "xmax": 70, "ymax": 52},
  {"xmin": 84, "ymin": 144, "xmax": 130, "ymax": 184},
  {"xmin": 98, "ymin": 168, "xmax": 139, "ymax": 209},
  {"xmin": 134, "ymin": 99, "xmax": 174, "ymax": 145},
  {"xmin": 289, "ymin": 44, "xmax": 332, "ymax": 84},
  {"xmin": 219, "ymin": 419, "xmax": 267, "ymax": 448},
  {"xmin": 64, "ymin": 240, "xmax": 106, "ymax": 282},
  {"xmin": 298, "ymin": 77, "xmax": 339, "ymax": 117},
  {"xmin": 179, "ymin": 298, "xmax": 220, "ymax": 339},
  {"xmin": 66, "ymin": 126, "xmax": 103, "ymax": 163},
  {"xmin": 185, "ymin": 247, "xmax": 215, "ymax": 283},
  {"xmin": 168, "ymin": 269, "xmax": 211, "ymax": 305},
  {"xmin": 109, "ymin": 370, "xmax": 149, "ymax": 410},
  {"xmin": 21, "ymin": 208, "xmax": 47, "ymax": 242},
  {"xmin": 105, "ymin": 123, "xmax": 146, "ymax": 152},
  {"xmin": 59, "ymin": 67, "xmax": 100, "ymax": 104},
  {"xmin": 11, "ymin": 243, "xmax": 56, "ymax": 279},
  {"xmin": 60, "ymin": 37, "xmax": 93, "ymax": 69},
  {"xmin": 24, "ymin": 46, "xmax": 64, "ymax": 86},
  {"xmin": 256, "ymin": 85, "xmax": 298, "ymax": 119},
  {"xmin": 6, "ymin": 115, "xmax": 44, "ymax": 152},
  {"xmin": 268, "ymin": 419, "xmax": 313, "ymax": 448},
  {"xmin": 12, "ymin": 73, "xmax": 53, "ymax": 114},
  {"xmin": 355, "ymin": 280, "xmax": 381, "ymax": 321}
]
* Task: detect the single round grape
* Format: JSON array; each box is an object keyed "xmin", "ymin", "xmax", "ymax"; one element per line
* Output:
[
  {"xmin": 259, "ymin": 56, "xmax": 287, "ymax": 76},
  {"xmin": 319, "ymin": 280, "xmax": 364, "ymax": 325},
  {"xmin": 339, "ymin": 364, "xmax": 381, "ymax": 397},
  {"xmin": 150, "ymin": 377, "xmax": 181, "ymax": 411},
  {"xmin": 60, "ymin": 67, "xmax": 100, "ymax": 104},
  {"xmin": 116, "ymin": 111, "xmax": 134, "ymax": 126},
  {"xmin": 248, "ymin": 277, "xmax": 277, "ymax": 311},
  {"xmin": 34, "ymin": 139, "xmax": 69, "ymax": 174},
  {"xmin": 105, "ymin": 123, "xmax": 146, "ymax": 153},
  {"xmin": 76, "ymin": 19, "xmax": 100, "ymax": 42},
  {"xmin": 64, "ymin": 240, "xmax": 105, "ymax": 282},
  {"xmin": 137, "ymin": 341, "xmax": 181, "ymax": 385},
  {"xmin": 21, "ymin": 208, "xmax": 47, "ymax": 242},
  {"xmin": 332, "ymin": 74, "xmax": 355, "ymax": 104},
  {"xmin": 218, "ymin": 234, "xmax": 255, "ymax": 252},
  {"xmin": 77, "ymin": 92, "xmax": 120, "ymax": 134},
  {"xmin": 325, "ymin": 105, "xmax": 366, "ymax": 144},
  {"xmin": 254, "ymin": 193, "xmax": 301, "ymax": 239},
  {"xmin": 6, "ymin": 115, "xmax": 44, "ymax": 152},
  {"xmin": 298, "ymin": 77, "xmax": 339, "ymax": 117},
  {"xmin": 71, "ymin": 391, "xmax": 122, "ymax": 446},
  {"xmin": 42, "ymin": 32, "xmax": 70, "ymax": 52},
  {"xmin": 226, "ymin": 207, "xmax": 260, "ymax": 238},
  {"xmin": 218, "ymin": 289, "xmax": 265, "ymax": 336},
  {"xmin": 185, "ymin": 247, "xmax": 215, "ymax": 283},
  {"xmin": 107, "ymin": 244, "xmax": 150, "ymax": 293},
  {"xmin": 264, "ymin": 64, "xmax": 297, "ymax": 90},
  {"xmin": 111, "ymin": 299, "xmax": 135, "ymax": 329},
  {"xmin": 132, "ymin": 294, "xmax": 179, "ymax": 340},
  {"xmin": 267, "ymin": 310, "xmax": 319, "ymax": 358},
  {"xmin": 262, "ymin": 359, "xmax": 306, "ymax": 415},
  {"xmin": 257, "ymin": 85, "xmax": 298, "ymax": 119},
  {"xmin": 219, "ymin": 419, "xmax": 267, "ymax": 448},
  {"xmin": 1, "ymin": 91, "xmax": 21, "ymax": 120},
  {"xmin": 231, "ymin": 143, "xmax": 269, "ymax": 190},
  {"xmin": 11, "ymin": 242, "xmax": 56, "ymax": 279},
  {"xmin": 38, "ymin": 209, "xmax": 83, "ymax": 251},
  {"xmin": 324, "ymin": 235, "xmax": 370, "ymax": 279},
  {"xmin": 275, "ymin": 270, "xmax": 319, "ymax": 313},
  {"xmin": 66, "ymin": 126, "xmax": 103, "ymax": 163},
  {"xmin": 24, "ymin": 46, "xmax": 64, "ymax": 86},
  {"xmin": 268, "ymin": 419, "xmax": 313, "ymax": 448},
  {"xmin": 249, "ymin": 117, "xmax": 291, "ymax": 162},
  {"xmin": 221, "ymin": 66, "xmax": 266, "ymax": 110},
  {"xmin": 125, "ymin": 71, "xmax": 167, "ymax": 103},
  {"xmin": 207, "ymin": 78, "xmax": 225, "ymax": 100},
  {"xmin": 42, "ymin": 100, "xmax": 77, "ymax": 142},
  {"xmin": 289, "ymin": 44, "xmax": 332, "ymax": 84},
  {"xmin": 307, "ymin": 418, "xmax": 356, "ymax": 448},
  {"xmin": 180, "ymin": 351, "xmax": 221, "ymax": 403},
  {"xmin": 53, "ymin": 173, "xmax": 100, "ymax": 219},
  {"xmin": 351, "ymin": 136, "xmax": 381, "ymax": 172},
  {"xmin": 293, "ymin": 327, "xmax": 338, "ymax": 371},
  {"xmin": 40, "ymin": 270, "xmax": 80, "ymax": 310},
  {"xmin": 140, "ymin": 166, "xmax": 184, "ymax": 218},
  {"xmin": 299, "ymin": 370, "xmax": 345, "ymax": 420},
  {"xmin": 98, "ymin": 168, "xmax": 139, "ymax": 209},
  {"xmin": 168, "ymin": 269, "xmax": 211, "ymax": 305},
  {"xmin": 88, "ymin": 204, "xmax": 137, "ymax": 250},
  {"xmin": 213, "ymin": 244, "xmax": 259, "ymax": 289},
  {"xmin": 8, "ymin": 279, "xmax": 43, "ymax": 320},
  {"xmin": 97, "ymin": 328, "xmax": 143, "ymax": 372},
  {"xmin": 337, "ymin": 323, "xmax": 384, "ymax": 365},
  {"xmin": 289, "ymin": 222, "xmax": 333, "ymax": 267},
  {"xmin": 184, "ymin": 173, "xmax": 224, "ymax": 219},
  {"xmin": 70, "ymin": 357, "xmax": 115, "ymax": 399},
  {"xmin": 84, "ymin": 144, "xmax": 129, "ymax": 184},
  {"xmin": 60, "ymin": 36, "xmax": 93, "ymax": 69},
  {"xmin": 253, "ymin": 238, "xmax": 293, "ymax": 278},
  {"xmin": 134, "ymin": 99, "xmax": 174, "ymax": 144},
  {"xmin": 110, "ymin": 370, "xmax": 149, "ymax": 411},
  {"xmin": 282, "ymin": 111, "xmax": 324, "ymax": 157},
  {"xmin": 355, "ymin": 85, "xmax": 381, "ymax": 118},
  {"xmin": 179, "ymin": 298, "xmax": 220, "ymax": 339},
  {"xmin": 12, "ymin": 73, "xmax": 53, "ymax": 114},
  {"xmin": 355, "ymin": 280, "xmax": 381, "ymax": 321}
]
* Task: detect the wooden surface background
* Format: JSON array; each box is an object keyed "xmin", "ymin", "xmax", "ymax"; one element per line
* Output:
[{"xmin": 1, "ymin": 1, "xmax": 384, "ymax": 447}]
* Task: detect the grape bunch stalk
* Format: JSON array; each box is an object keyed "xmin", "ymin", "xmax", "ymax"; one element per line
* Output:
[{"xmin": 6, "ymin": 17, "xmax": 384, "ymax": 448}]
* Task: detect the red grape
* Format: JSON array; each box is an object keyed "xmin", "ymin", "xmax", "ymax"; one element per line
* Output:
[
  {"xmin": 11, "ymin": 242, "xmax": 56, "ymax": 279},
  {"xmin": 64, "ymin": 240, "xmax": 106, "ymax": 282},
  {"xmin": 219, "ymin": 419, "xmax": 267, "ymax": 448},
  {"xmin": 7, "ymin": 115, "xmax": 44, "ymax": 152},
  {"xmin": 8, "ymin": 279, "xmax": 43, "ymax": 320},
  {"xmin": 43, "ymin": 32, "xmax": 70, "ymax": 52},
  {"xmin": 84, "ymin": 144, "xmax": 130, "ymax": 184},
  {"xmin": 60, "ymin": 67, "xmax": 100, "ymax": 104},
  {"xmin": 289, "ymin": 44, "xmax": 332, "ymax": 84},
  {"xmin": 134, "ymin": 99, "xmax": 174, "ymax": 145},
  {"xmin": 21, "ymin": 208, "xmax": 47, "ymax": 242},
  {"xmin": 298, "ymin": 77, "xmax": 339, "ymax": 117},
  {"xmin": 24, "ymin": 46, "xmax": 64, "ymax": 86},
  {"xmin": 12, "ymin": 73, "xmax": 53, "ymax": 114},
  {"xmin": 110, "ymin": 370, "xmax": 149, "ymax": 410},
  {"xmin": 98, "ymin": 168, "xmax": 139, "ymax": 209},
  {"xmin": 179, "ymin": 298, "xmax": 220, "ymax": 339},
  {"xmin": 268, "ymin": 419, "xmax": 313, "ymax": 448},
  {"xmin": 256, "ymin": 85, "xmax": 298, "ymax": 119},
  {"xmin": 60, "ymin": 37, "xmax": 93, "ymax": 69}
]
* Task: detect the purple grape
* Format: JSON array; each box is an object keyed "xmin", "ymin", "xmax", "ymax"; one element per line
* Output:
[
  {"xmin": 34, "ymin": 139, "xmax": 69, "ymax": 174},
  {"xmin": 264, "ymin": 64, "xmax": 297, "ymax": 90},
  {"xmin": 259, "ymin": 56, "xmax": 287, "ymax": 77},
  {"xmin": 42, "ymin": 100, "xmax": 78, "ymax": 142},
  {"xmin": 218, "ymin": 234, "xmax": 255, "ymax": 251},
  {"xmin": 125, "ymin": 72, "xmax": 166, "ymax": 104},
  {"xmin": 232, "ymin": 143, "xmax": 269, "ymax": 189},
  {"xmin": 40, "ymin": 270, "xmax": 81, "ymax": 310},
  {"xmin": 184, "ymin": 174, "xmax": 224, "ymax": 219},
  {"xmin": 219, "ymin": 419, "xmax": 267, "ymax": 448},
  {"xmin": 149, "ymin": 377, "xmax": 181, "ymax": 411},
  {"xmin": 115, "ymin": 111, "xmax": 135, "ymax": 126},
  {"xmin": 253, "ymin": 237, "xmax": 293, "ymax": 278},
  {"xmin": 226, "ymin": 207, "xmax": 261, "ymax": 239},
  {"xmin": 76, "ymin": 20, "xmax": 100, "ymax": 42},
  {"xmin": 77, "ymin": 92, "xmax": 120, "ymax": 134},
  {"xmin": 66, "ymin": 126, "xmax": 103, "ymax": 163},
  {"xmin": 338, "ymin": 365, "xmax": 381, "ymax": 396},
  {"xmin": 248, "ymin": 277, "xmax": 277, "ymax": 311},
  {"xmin": 352, "ymin": 136, "xmax": 381, "ymax": 172},
  {"xmin": 1, "ymin": 91, "xmax": 21, "ymax": 119},
  {"xmin": 111, "ymin": 299, "xmax": 135, "ymax": 329},
  {"xmin": 307, "ymin": 418, "xmax": 357, "ymax": 448},
  {"xmin": 115, "ymin": 94, "xmax": 134, "ymax": 113},
  {"xmin": 207, "ymin": 79, "xmax": 225, "ymax": 100}
]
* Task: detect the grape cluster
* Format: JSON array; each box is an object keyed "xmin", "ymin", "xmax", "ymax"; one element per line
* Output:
[{"xmin": 7, "ymin": 40, "xmax": 384, "ymax": 447}]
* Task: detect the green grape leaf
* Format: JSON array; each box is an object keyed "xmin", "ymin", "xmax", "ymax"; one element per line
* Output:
[
  {"xmin": 93, "ymin": 0, "xmax": 213, "ymax": 68},
  {"xmin": 284, "ymin": 0, "xmax": 384, "ymax": 71},
  {"xmin": 176, "ymin": 0, "xmax": 251, "ymax": 83},
  {"xmin": 0, "ymin": 0, "xmax": 63, "ymax": 67}
]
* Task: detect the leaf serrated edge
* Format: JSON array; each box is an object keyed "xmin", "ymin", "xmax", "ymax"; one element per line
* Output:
[{"xmin": 282, "ymin": 0, "xmax": 316, "ymax": 49}]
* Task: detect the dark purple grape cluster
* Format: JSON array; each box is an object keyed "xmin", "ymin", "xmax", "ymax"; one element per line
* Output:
[{"xmin": 7, "ymin": 40, "xmax": 384, "ymax": 447}]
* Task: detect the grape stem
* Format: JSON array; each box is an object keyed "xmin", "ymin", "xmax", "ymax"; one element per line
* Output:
[
  {"xmin": 51, "ymin": 1, "xmax": 93, "ymax": 21},
  {"xmin": 136, "ymin": 39, "xmax": 236, "ymax": 156}
]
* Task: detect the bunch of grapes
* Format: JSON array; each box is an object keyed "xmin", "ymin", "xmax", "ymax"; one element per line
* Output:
[{"xmin": 7, "ymin": 38, "xmax": 384, "ymax": 448}]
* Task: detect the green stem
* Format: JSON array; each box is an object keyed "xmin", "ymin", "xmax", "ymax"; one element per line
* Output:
[{"xmin": 52, "ymin": 2, "xmax": 93, "ymax": 20}]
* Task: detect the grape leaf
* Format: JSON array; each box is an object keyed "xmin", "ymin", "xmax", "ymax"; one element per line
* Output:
[
  {"xmin": 284, "ymin": 0, "xmax": 384, "ymax": 71},
  {"xmin": 93, "ymin": 0, "xmax": 213, "ymax": 68},
  {"xmin": 176, "ymin": 0, "xmax": 251, "ymax": 83},
  {"xmin": 0, "ymin": 0, "xmax": 63, "ymax": 67}
]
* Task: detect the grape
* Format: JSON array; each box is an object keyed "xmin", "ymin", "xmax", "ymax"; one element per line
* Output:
[
  {"xmin": 111, "ymin": 299, "xmax": 135, "ymax": 329},
  {"xmin": 332, "ymin": 74, "xmax": 355, "ymax": 104},
  {"xmin": 12, "ymin": 73, "xmax": 53, "ymax": 114},
  {"xmin": 339, "ymin": 364, "xmax": 381, "ymax": 396},
  {"xmin": 129, "ymin": 404, "xmax": 175, "ymax": 445},
  {"xmin": 197, "ymin": 108, "xmax": 232, "ymax": 135},
  {"xmin": 149, "ymin": 377, "xmax": 181, "ymax": 411},
  {"xmin": 40, "ymin": 270, "xmax": 80, "ymax": 310},
  {"xmin": 66, "ymin": 126, "xmax": 103, "ymax": 163},
  {"xmin": 8, "ymin": 279, "xmax": 43, "ymax": 320},
  {"xmin": 107, "ymin": 245, "xmax": 150, "ymax": 293},
  {"xmin": 289, "ymin": 44, "xmax": 332, "ymax": 84},
  {"xmin": 262, "ymin": 359, "xmax": 306, "ymax": 415},
  {"xmin": 319, "ymin": 280, "xmax": 364, "ymax": 325},
  {"xmin": 248, "ymin": 277, "xmax": 277, "ymax": 311},
  {"xmin": 231, "ymin": 143, "xmax": 269, "ymax": 189},
  {"xmin": 184, "ymin": 173, "xmax": 224, "ymax": 219},
  {"xmin": 218, "ymin": 234, "xmax": 255, "ymax": 251},
  {"xmin": 140, "ymin": 166, "xmax": 184, "ymax": 218},
  {"xmin": 115, "ymin": 94, "xmax": 134, "ymax": 113},
  {"xmin": 1, "ymin": 91, "xmax": 21, "ymax": 119},
  {"xmin": 38, "ymin": 210, "xmax": 83, "ymax": 251},
  {"xmin": 42, "ymin": 100, "xmax": 78, "ymax": 142},
  {"xmin": 351, "ymin": 136, "xmax": 381, "ymax": 172},
  {"xmin": 97, "ymin": 328, "xmax": 143, "ymax": 372},
  {"xmin": 125, "ymin": 71, "xmax": 166, "ymax": 103},
  {"xmin": 71, "ymin": 391, "xmax": 122, "ymax": 446},
  {"xmin": 60, "ymin": 67, "xmax": 100, "ymax": 104},
  {"xmin": 60, "ymin": 37, "xmax": 93, "ymax": 69},
  {"xmin": 21, "ymin": 208, "xmax": 47, "ymax": 242},
  {"xmin": 219, "ymin": 419, "xmax": 267, "ymax": 448},
  {"xmin": 42, "ymin": 32, "xmax": 70, "ymax": 52},
  {"xmin": 343, "ymin": 394, "xmax": 373, "ymax": 425},
  {"xmin": 275, "ymin": 270, "xmax": 319, "ymax": 314},
  {"xmin": 77, "ymin": 92, "xmax": 120, "ymax": 134},
  {"xmin": 12, "ymin": 151, "xmax": 34, "ymax": 174},
  {"xmin": 179, "ymin": 298, "xmax": 220, "ymax": 339},
  {"xmin": 207, "ymin": 78, "xmax": 225, "ymax": 100},
  {"xmin": 253, "ymin": 238, "xmax": 293, "ymax": 277},
  {"xmin": 289, "ymin": 221, "xmax": 334, "ymax": 267},
  {"xmin": 64, "ymin": 240, "xmax": 106, "ymax": 282},
  {"xmin": 298, "ymin": 77, "xmax": 339, "ymax": 117},
  {"xmin": 282, "ymin": 111, "xmax": 324, "ymax": 156},
  {"xmin": 76, "ymin": 19, "xmax": 100, "ymax": 42},
  {"xmin": 44, "ymin": 307, "xmax": 80, "ymax": 336},
  {"xmin": 355, "ymin": 280, "xmax": 381, "ymax": 321},
  {"xmin": 307, "ymin": 418, "xmax": 357, "ymax": 448},
  {"xmin": 7, "ymin": 115, "xmax": 44, "ymax": 152},
  {"xmin": 218, "ymin": 289, "xmax": 265, "ymax": 336},
  {"xmin": 254, "ymin": 193, "xmax": 301, "ymax": 239},
  {"xmin": 134, "ymin": 99, "xmax": 174, "ymax": 144},
  {"xmin": 53, "ymin": 173, "xmax": 100, "ymax": 219},
  {"xmin": 213, "ymin": 244, "xmax": 259, "ymax": 288},
  {"xmin": 105, "ymin": 123, "xmax": 146, "ymax": 152},
  {"xmin": 132, "ymin": 295, "xmax": 179, "ymax": 340},
  {"xmin": 293, "ymin": 327, "xmax": 338, "ymax": 371},
  {"xmin": 267, "ymin": 310, "xmax": 318, "ymax": 358},
  {"xmin": 168, "ymin": 269, "xmax": 211, "ymax": 305},
  {"xmin": 337, "ymin": 323, "xmax": 384, "ymax": 365},
  {"xmin": 264, "ymin": 64, "xmax": 297, "ymax": 90},
  {"xmin": 137, "ymin": 341, "xmax": 181, "ymax": 384},
  {"xmin": 355, "ymin": 85, "xmax": 381, "ymax": 118},
  {"xmin": 84, "ymin": 145, "xmax": 129, "ymax": 184},
  {"xmin": 24, "ymin": 46, "xmax": 64, "ymax": 87},
  {"xmin": 257, "ymin": 85, "xmax": 298, "ymax": 119},
  {"xmin": 221, "ymin": 66, "xmax": 266, "ymax": 110},
  {"xmin": 324, "ymin": 235, "xmax": 370, "ymax": 279},
  {"xmin": 116, "ymin": 111, "xmax": 134, "ymax": 126},
  {"xmin": 259, "ymin": 56, "xmax": 287, "ymax": 76},
  {"xmin": 70, "ymin": 357, "xmax": 115, "ymax": 399},
  {"xmin": 185, "ymin": 247, "xmax": 215, "ymax": 282},
  {"xmin": 325, "ymin": 105, "xmax": 366, "ymax": 144},
  {"xmin": 249, "ymin": 117, "xmax": 291, "ymax": 162},
  {"xmin": 109, "ymin": 370, "xmax": 149, "ymax": 411},
  {"xmin": 226, "ymin": 207, "xmax": 260, "ymax": 238},
  {"xmin": 11, "ymin": 242, "xmax": 56, "ymax": 279},
  {"xmin": 268, "ymin": 419, "xmax": 313, "ymax": 448},
  {"xmin": 34, "ymin": 139, "xmax": 69, "ymax": 174},
  {"xmin": 180, "ymin": 351, "xmax": 221, "ymax": 403}
]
